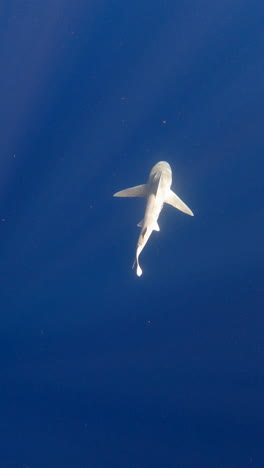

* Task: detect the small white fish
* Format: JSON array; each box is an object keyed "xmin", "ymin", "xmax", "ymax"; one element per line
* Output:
[{"xmin": 114, "ymin": 161, "xmax": 194, "ymax": 276}]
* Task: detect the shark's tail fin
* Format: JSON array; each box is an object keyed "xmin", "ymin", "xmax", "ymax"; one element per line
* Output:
[
  {"xmin": 132, "ymin": 257, "xmax": 143, "ymax": 277},
  {"xmin": 113, "ymin": 184, "xmax": 147, "ymax": 198}
]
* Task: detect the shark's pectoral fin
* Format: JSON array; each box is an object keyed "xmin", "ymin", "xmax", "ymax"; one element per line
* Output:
[
  {"xmin": 113, "ymin": 184, "xmax": 147, "ymax": 198},
  {"xmin": 165, "ymin": 189, "xmax": 194, "ymax": 216}
]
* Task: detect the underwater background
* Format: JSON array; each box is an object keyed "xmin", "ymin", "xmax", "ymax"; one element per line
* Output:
[{"xmin": 0, "ymin": 0, "xmax": 263, "ymax": 466}]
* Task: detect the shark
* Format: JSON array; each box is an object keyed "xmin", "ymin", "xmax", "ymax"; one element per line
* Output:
[{"xmin": 113, "ymin": 161, "xmax": 194, "ymax": 276}]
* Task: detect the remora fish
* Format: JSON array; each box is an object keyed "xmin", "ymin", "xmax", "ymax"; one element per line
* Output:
[{"xmin": 113, "ymin": 161, "xmax": 194, "ymax": 276}]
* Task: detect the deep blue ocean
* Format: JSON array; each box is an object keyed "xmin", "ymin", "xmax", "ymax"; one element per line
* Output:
[{"xmin": 0, "ymin": 1, "xmax": 263, "ymax": 467}]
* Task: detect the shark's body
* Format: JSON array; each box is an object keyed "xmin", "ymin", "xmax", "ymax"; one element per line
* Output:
[{"xmin": 114, "ymin": 161, "xmax": 193, "ymax": 276}]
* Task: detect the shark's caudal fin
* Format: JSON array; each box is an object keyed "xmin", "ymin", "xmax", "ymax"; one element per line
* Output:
[
  {"xmin": 132, "ymin": 258, "xmax": 142, "ymax": 277},
  {"xmin": 165, "ymin": 189, "xmax": 194, "ymax": 216},
  {"xmin": 137, "ymin": 219, "xmax": 160, "ymax": 231},
  {"xmin": 113, "ymin": 184, "xmax": 147, "ymax": 198}
]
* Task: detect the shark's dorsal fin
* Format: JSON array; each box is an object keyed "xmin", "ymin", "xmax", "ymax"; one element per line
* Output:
[
  {"xmin": 152, "ymin": 171, "xmax": 162, "ymax": 196},
  {"xmin": 165, "ymin": 189, "xmax": 194, "ymax": 216},
  {"xmin": 113, "ymin": 184, "xmax": 147, "ymax": 198}
]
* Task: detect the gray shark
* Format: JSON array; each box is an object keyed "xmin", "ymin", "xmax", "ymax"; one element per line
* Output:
[{"xmin": 114, "ymin": 161, "xmax": 194, "ymax": 276}]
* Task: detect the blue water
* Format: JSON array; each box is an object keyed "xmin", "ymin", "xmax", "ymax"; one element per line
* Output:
[{"xmin": 0, "ymin": 1, "xmax": 263, "ymax": 466}]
